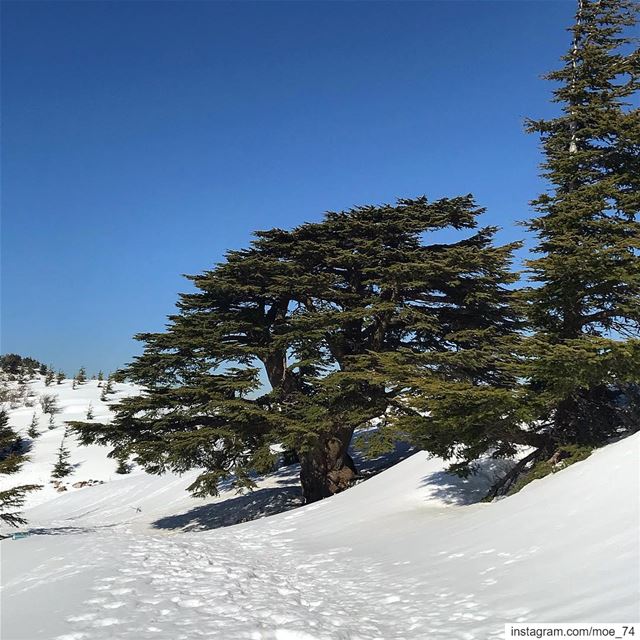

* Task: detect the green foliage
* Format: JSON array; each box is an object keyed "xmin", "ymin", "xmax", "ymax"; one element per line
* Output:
[
  {"xmin": 0, "ymin": 409, "xmax": 41, "ymax": 526},
  {"xmin": 523, "ymin": 0, "xmax": 639, "ymax": 446},
  {"xmin": 75, "ymin": 367, "xmax": 87, "ymax": 384},
  {"xmin": 44, "ymin": 369, "xmax": 55, "ymax": 387},
  {"xmin": 0, "ymin": 354, "xmax": 46, "ymax": 377},
  {"xmin": 114, "ymin": 456, "xmax": 131, "ymax": 474},
  {"xmin": 507, "ymin": 445, "xmax": 594, "ymax": 496},
  {"xmin": 27, "ymin": 413, "xmax": 39, "ymax": 439},
  {"xmin": 72, "ymin": 195, "xmax": 526, "ymax": 501},
  {"xmin": 52, "ymin": 436, "xmax": 73, "ymax": 479},
  {"xmin": 39, "ymin": 394, "xmax": 59, "ymax": 416}
]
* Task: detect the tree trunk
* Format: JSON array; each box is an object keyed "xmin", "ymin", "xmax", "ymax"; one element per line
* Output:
[{"xmin": 298, "ymin": 429, "xmax": 358, "ymax": 503}]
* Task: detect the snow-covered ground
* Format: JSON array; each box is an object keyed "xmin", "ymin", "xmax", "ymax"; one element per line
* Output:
[{"xmin": 1, "ymin": 378, "xmax": 638, "ymax": 639}]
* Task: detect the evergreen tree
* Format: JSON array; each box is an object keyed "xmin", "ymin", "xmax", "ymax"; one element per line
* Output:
[
  {"xmin": 48, "ymin": 414, "xmax": 56, "ymax": 430},
  {"xmin": 97, "ymin": 370, "xmax": 104, "ymax": 387},
  {"xmin": 39, "ymin": 394, "xmax": 59, "ymax": 416},
  {"xmin": 27, "ymin": 413, "xmax": 39, "ymax": 439},
  {"xmin": 75, "ymin": 367, "xmax": 87, "ymax": 385},
  {"xmin": 72, "ymin": 195, "xmax": 525, "ymax": 502},
  {"xmin": 44, "ymin": 369, "xmax": 55, "ymax": 387},
  {"xmin": 56, "ymin": 371, "xmax": 65, "ymax": 385},
  {"xmin": 86, "ymin": 403, "xmax": 94, "ymax": 420},
  {"xmin": 52, "ymin": 435, "xmax": 73, "ymax": 478},
  {"xmin": 114, "ymin": 456, "xmax": 130, "ymax": 474},
  {"xmin": 524, "ymin": 0, "xmax": 640, "ymax": 448},
  {"xmin": 0, "ymin": 409, "xmax": 40, "ymax": 526}
]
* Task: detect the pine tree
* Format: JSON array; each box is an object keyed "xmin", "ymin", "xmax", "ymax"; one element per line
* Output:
[
  {"xmin": 97, "ymin": 370, "xmax": 104, "ymax": 387},
  {"xmin": 39, "ymin": 393, "xmax": 59, "ymax": 416},
  {"xmin": 52, "ymin": 435, "xmax": 73, "ymax": 478},
  {"xmin": 75, "ymin": 367, "xmax": 86, "ymax": 385},
  {"xmin": 0, "ymin": 409, "xmax": 41, "ymax": 526},
  {"xmin": 44, "ymin": 369, "xmax": 55, "ymax": 387},
  {"xmin": 56, "ymin": 371, "xmax": 65, "ymax": 385},
  {"xmin": 71, "ymin": 195, "xmax": 526, "ymax": 502},
  {"xmin": 86, "ymin": 403, "xmax": 94, "ymax": 420},
  {"xmin": 524, "ymin": 0, "xmax": 640, "ymax": 448},
  {"xmin": 27, "ymin": 413, "xmax": 39, "ymax": 439},
  {"xmin": 48, "ymin": 414, "xmax": 56, "ymax": 430},
  {"xmin": 115, "ymin": 456, "xmax": 130, "ymax": 474}
]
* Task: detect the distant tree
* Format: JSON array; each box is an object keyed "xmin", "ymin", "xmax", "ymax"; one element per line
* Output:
[
  {"xmin": 86, "ymin": 403, "xmax": 94, "ymax": 420},
  {"xmin": 97, "ymin": 371, "xmax": 104, "ymax": 387},
  {"xmin": 44, "ymin": 369, "xmax": 55, "ymax": 387},
  {"xmin": 56, "ymin": 371, "xmax": 65, "ymax": 385},
  {"xmin": 52, "ymin": 435, "xmax": 73, "ymax": 478},
  {"xmin": 0, "ymin": 354, "xmax": 23, "ymax": 375},
  {"xmin": 38, "ymin": 364, "xmax": 47, "ymax": 376},
  {"xmin": 39, "ymin": 394, "xmax": 59, "ymax": 416},
  {"xmin": 114, "ymin": 456, "xmax": 131, "ymax": 474},
  {"xmin": 0, "ymin": 409, "xmax": 41, "ymax": 526},
  {"xmin": 27, "ymin": 413, "xmax": 39, "ymax": 439},
  {"xmin": 75, "ymin": 367, "xmax": 87, "ymax": 385},
  {"xmin": 104, "ymin": 376, "xmax": 115, "ymax": 395},
  {"xmin": 72, "ymin": 379, "xmax": 77, "ymax": 390}
]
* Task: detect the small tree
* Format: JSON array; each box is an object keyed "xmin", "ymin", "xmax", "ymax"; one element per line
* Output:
[
  {"xmin": 56, "ymin": 371, "xmax": 65, "ymax": 385},
  {"xmin": 27, "ymin": 413, "xmax": 39, "ymax": 439},
  {"xmin": 115, "ymin": 456, "xmax": 131, "ymax": 474},
  {"xmin": 0, "ymin": 409, "xmax": 41, "ymax": 526},
  {"xmin": 101, "ymin": 376, "xmax": 114, "ymax": 399},
  {"xmin": 48, "ymin": 414, "xmax": 56, "ymax": 430},
  {"xmin": 44, "ymin": 369, "xmax": 55, "ymax": 387},
  {"xmin": 52, "ymin": 436, "xmax": 73, "ymax": 478},
  {"xmin": 75, "ymin": 367, "xmax": 87, "ymax": 385},
  {"xmin": 86, "ymin": 403, "xmax": 94, "ymax": 420},
  {"xmin": 97, "ymin": 370, "xmax": 104, "ymax": 387},
  {"xmin": 39, "ymin": 394, "xmax": 59, "ymax": 416}
]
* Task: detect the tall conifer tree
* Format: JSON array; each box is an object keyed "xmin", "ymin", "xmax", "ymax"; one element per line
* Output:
[{"xmin": 524, "ymin": 0, "xmax": 640, "ymax": 446}]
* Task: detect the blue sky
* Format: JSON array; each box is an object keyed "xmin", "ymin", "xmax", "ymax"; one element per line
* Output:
[{"xmin": 1, "ymin": 0, "xmax": 575, "ymax": 376}]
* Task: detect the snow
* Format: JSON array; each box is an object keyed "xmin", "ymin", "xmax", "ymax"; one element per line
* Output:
[{"xmin": 1, "ymin": 378, "xmax": 638, "ymax": 639}]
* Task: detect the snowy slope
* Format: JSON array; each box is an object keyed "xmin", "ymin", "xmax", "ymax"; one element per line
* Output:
[
  {"xmin": 0, "ymin": 377, "xmax": 142, "ymax": 510},
  {"xmin": 1, "ymin": 419, "xmax": 638, "ymax": 640}
]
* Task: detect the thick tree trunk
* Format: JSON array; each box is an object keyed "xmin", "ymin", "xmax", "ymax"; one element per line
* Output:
[{"xmin": 298, "ymin": 429, "xmax": 358, "ymax": 503}]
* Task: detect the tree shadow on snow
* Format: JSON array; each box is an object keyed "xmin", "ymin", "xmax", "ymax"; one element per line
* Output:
[
  {"xmin": 28, "ymin": 523, "xmax": 121, "ymax": 536},
  {"xmin": 419, "ymin": 457, "xmax": 516, "ymax": 506},
  {"xmin": 152, "ymin": 486, "xmax": 303, "ymax": 532},
  {"xmin": 153, "ymin": 441, "xmax": 417, "ymax": 533}
]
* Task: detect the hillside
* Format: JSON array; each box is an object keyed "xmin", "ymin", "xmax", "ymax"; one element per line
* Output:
[{"xmin": 0, "ymin": 377, "xmax": 638, "ymax": 639}]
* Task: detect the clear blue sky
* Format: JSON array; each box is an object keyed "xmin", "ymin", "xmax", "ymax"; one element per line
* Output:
[{"xmin": 1, "ymin": 0, "xmax": 575, "ymax": 376}]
